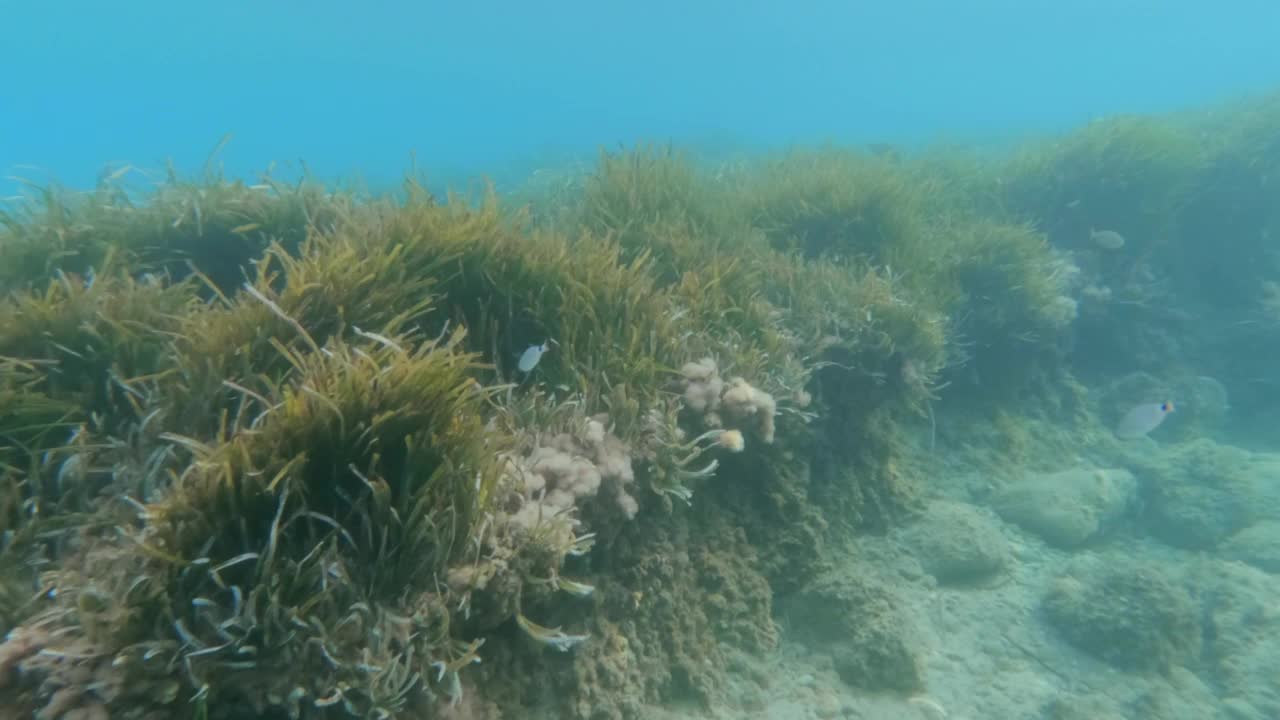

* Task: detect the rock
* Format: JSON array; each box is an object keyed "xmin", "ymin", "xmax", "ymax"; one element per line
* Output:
[
  {"xmin": 781, "ymin": 569, "xmax": 925, "ymax": 693},
  {"xmin": 1221, "ymin": 521, "xmax": 1280, "ymax": 574},
  {"xmin": 1191, "ymin": 560, "xmax": 1280, "ymax": 718},
  {"xmin": 1133, "ymin": 440, "xmax": 1263, "ymax": 550},
  {"xmin": 898, "ymin": 500, "xmax": 1010, "ymax": 584},
  {"xmin": 991, "ymin": 467, "xmax": 1136, "ymax": 548},
  {"xmin": 1043, "ymin": 694, "xmax": 1128, "ymax": 720},
  {"xmin": 1129, "ymin": 681, "xmax": 1223, "ymax": 720},
  {"xmin": 1042, "ymin": 559, "xmax": 1199, "ymax": 673},
  {"xmin": 1222, "ymin": 697, "xmax": 1267, "ymax": 720}
]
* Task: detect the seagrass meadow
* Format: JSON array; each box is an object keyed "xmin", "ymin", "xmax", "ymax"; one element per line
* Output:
[{"xmin": 1, "ymin": 89, "xmax": 1279, "ymax": 719}]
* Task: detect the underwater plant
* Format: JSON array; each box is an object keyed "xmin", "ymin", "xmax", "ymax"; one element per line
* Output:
[
  {"xmin": 737, "ymin": 147, "xmax": 932, "ymax": 269},
  {"xmin": 0, "ymin": 256, "xmax": 196, "ymax": 426},
  {"xmin": 9, "ymin": 85, "xmax": 1274, "ymax": 716},
  {"xmin": 0, "ymin": 320, "xmax": 582, "ymax": 717},
  {"xmin": 996, "ymin": 115, "xmax": 1202, "ymax": 255},
  {"xmin": 0, "ymin": 166, "xmax": 807, "ymax": 718},
  {"xmin": 0, "ymin": 158, "xmax": 340, "ymax": 296}
]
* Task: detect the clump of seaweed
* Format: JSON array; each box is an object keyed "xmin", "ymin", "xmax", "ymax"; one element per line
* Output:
[
  {"xmin": 0, "ymin": 121, "xmax": 1117, "ymax": 718},
  {"xmin": 0, "ymin": 156, "xmax": 340, "ymax": 297},
  {"xmin": 576, "ymin": 144, "xmax": 740, "ymax": 261},
  {"xmin": 0, "ymin": 264, "xmax": 202, "ymax": 642},
  {"xmin": 569, "ymin": 148, "xmax": 812, "ymax": 399},
  {"xmin": 996, "ymin": 115, "xmax": 1202, "ymax": 255},
  {"xmin": 933, "ymin": 217, "xmax": 1079, "ymax": 399},
  {"xmin": 0, "ymin": 177, "xmax": 767, "ymax": 715},
  {"xmin": 0, "ymin": 321, "xmax": 533, "ymax": 717},
  {"xmin": 0, "ymin": 357, "xmax": 79, "ymax": 476},
  {"xmin": 566, "ymin": 146, "xmax": 952, "ymax": 435},
  {"xmin": 738, "ymin": 147, "xmax": 932, "ymax": 270},
  {"xmin": 0, "ymin": 256, "xmax": 195, "ymax": 427},
  {"xmin": 977, "ymin": 114, "xmax": 1206, "ymax": 387},
  {"xmin": 336, "ymin": 181, "xmax": 793, "ymax": 508},
  {"xmin": 161, "ymin": 230, "xmax": 443, "ymax": 438}
]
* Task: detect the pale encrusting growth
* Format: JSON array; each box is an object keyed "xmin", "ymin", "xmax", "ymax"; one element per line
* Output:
[
  {"xmin": 722, "ymin": 376, "xmax": 778, "ymax": 445},
  {"xmin": 680, "ymin": 357, "xmax": 778, "ymax": 444},
  {"xmin": 681, "ymin": 357, "xmax": 724, "ymax": 417},
  {"xmin": 508, "ymin": 415, "xmax": 639, "ymax": 525},
  {"xmin": 718, "ymin": 428, "xmax": 746, "ymax": 452}
]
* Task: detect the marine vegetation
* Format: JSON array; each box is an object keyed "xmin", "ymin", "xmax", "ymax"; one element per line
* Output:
[{"xmin": 1, "ymin": 88, "xmax": 1279, "ymax": 718}]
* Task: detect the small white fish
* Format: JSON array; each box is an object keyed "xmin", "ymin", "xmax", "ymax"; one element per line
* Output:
[
  {"xmin": 1090, "ymin": 228, "xmax": 1126, "ymax": 250},
  {"xmin": 517, "ymin": 342, "xmax": 550, "ymax": 373},
  {"xmin": 1116, "ymin": 401, "xmax": 1175, "ymax": 439}
]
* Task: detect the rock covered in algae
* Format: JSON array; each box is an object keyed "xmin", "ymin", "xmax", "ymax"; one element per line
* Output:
[
  {"xmin": 1220, "ymin": 520, "xmax": 1280, "ymax": 574},
  {"xmin": 1183, "ymin": 558, "xmax": 1280, "ymax": 716},
  {"xmin": 1133, "ymin": 439, "xmax": 1271, "ymax": 551},
  {"xmin": 1042, "ymin": 558, "xmax": 1200, "ymax": 674},
  {"xmin": 1042, "ymin": 693, "xmax": 1128, "ymax": 720},
  {"xmin": 781, "ymin": 569, "xmax": 925, "ymax": 693},
  {"xmin": 897, "ymin": 499, "xmax": 1011, "ymax": 585},
  {"xmin": 991, "ymin": 467, "xmax": 1136, "ymax": 549}
]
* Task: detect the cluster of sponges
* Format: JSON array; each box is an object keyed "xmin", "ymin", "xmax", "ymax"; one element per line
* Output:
[
  {"xmin": 680, "ymin": 358, "xmax": 778, "ymax": 445},
  {"xmin": 509, "ymin": 415, "xmax": 640, "ymax": 527}
]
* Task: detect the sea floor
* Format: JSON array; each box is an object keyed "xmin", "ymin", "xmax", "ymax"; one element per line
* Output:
[{"xmin": 648, "ymin": 444, "xmax": 1280, "ymax": 720}]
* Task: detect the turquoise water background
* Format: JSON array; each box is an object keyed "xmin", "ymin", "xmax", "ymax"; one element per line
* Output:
[{"xmin": 4, "ymin": 0, "xmax": 1280, "ymax": 192}]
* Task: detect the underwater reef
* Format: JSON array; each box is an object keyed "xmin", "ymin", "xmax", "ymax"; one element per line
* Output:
[{"xmin": 2, "ymin": 89, "xmax": 1280, "ymax": 719}]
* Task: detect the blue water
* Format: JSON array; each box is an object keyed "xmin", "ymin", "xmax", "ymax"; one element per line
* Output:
[{"xmin": 4, "ymin": 0, "xmax": 1280, "ymax": 193}]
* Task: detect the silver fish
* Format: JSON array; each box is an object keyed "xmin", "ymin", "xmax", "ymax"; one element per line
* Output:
[
  {"xmin": 1116, "ymin": 401, "xmax": 1174, "ymax": 439},
  {"xmin": 517, "ymin": 342, "xmax": 550, "ymax": 373},
  {"xmin": 1090, "ymin": 229, "xmax": 1126, "ymax": 250}
]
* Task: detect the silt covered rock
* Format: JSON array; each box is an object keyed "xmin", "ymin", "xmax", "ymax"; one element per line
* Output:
[
  {"xmin": 991, "ymin": 467, "xmax": 1137, "ymax": 548},
  {"xmin": 781, "ymin": 569, "xmax": 925, "ymax": 693},
  {"xmin": 1042, "ymin": 559, "xmax": 1200, "ymax": 674},
  {"xmin": 898, "ymin": 500, "xmax": 1011, "ymax": 585},
  {"xmin": 1131, "ymin": 440, "xmax": 1264, "ymax": 550}
]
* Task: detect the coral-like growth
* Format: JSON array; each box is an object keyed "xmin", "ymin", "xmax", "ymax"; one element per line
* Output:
[
  {"xmin": 720, "ymin": 377, "xmax": 777, "ymax": 445},
  {"xmin": 507, "ymin": 414, "xmax": 640, "ymax": 526},
  {"xmin": 680, "ymin": 359, "xmax": 777, "ymax": 445}
]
